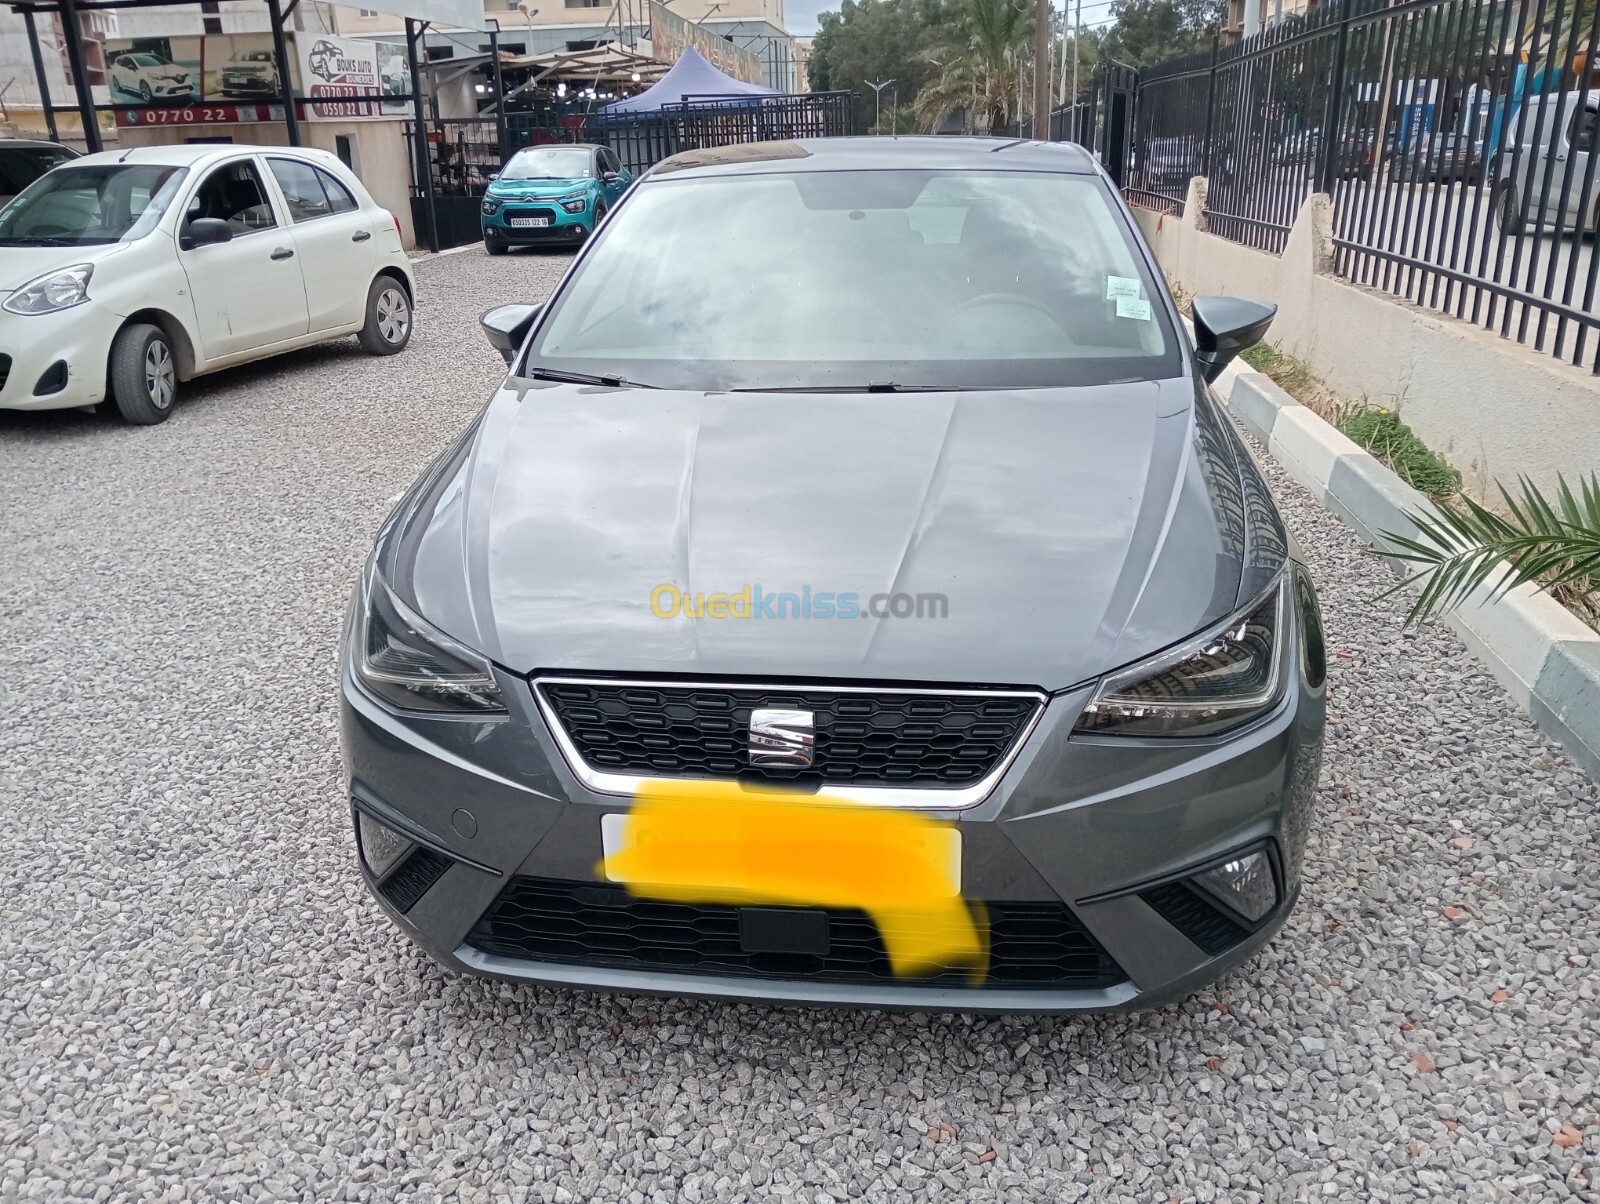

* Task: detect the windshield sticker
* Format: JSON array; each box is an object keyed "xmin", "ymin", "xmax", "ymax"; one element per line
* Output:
[
  {"xmin": 1116, "ymin": 296, "xmax": 1153, "ymax": 321},
  {"xmin": 1105, "ymin": 275, "xmax": 1143, "ymax": 301}
]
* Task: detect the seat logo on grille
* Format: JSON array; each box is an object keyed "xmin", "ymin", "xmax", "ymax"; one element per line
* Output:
[{"xmin": 748, "ymin": 709, "xmax": 815, "ymax": 768}]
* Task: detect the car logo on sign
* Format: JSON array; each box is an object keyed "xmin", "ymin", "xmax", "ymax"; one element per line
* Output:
[{"xmin": 748, "ymin": 709, "xmax": 814, "ymax": 768}]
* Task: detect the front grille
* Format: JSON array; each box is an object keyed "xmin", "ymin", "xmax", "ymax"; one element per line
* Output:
[
  {"xmin": 0, "ymin": 353, "xmax": 11, "ymax": 394},
  {"xmin": 538, "ymin": 680, "xmax": 1040, "ymax": 789},
  {"xmin": 466, "ymin": 876, "xmax": 1126, "ymax": 991},
  {"xmin": 1140, "ymin": 880, "xmax": 1252, "ymax": 955}
]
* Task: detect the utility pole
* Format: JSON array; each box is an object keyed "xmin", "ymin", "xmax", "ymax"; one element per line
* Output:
[
  {"xmin": 1032, "ymin": 0, "xmax": 1052, "ymax": 137},
  {"xmin": 867, "ymin": 77, "xmax": 894, "ymax": 132}
]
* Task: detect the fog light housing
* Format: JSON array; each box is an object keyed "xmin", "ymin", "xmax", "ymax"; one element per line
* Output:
[
  {"xmin": 356, "ymin": 809, "xmax": 412, "ymax": 880},
  {"xmin": 1191, "ymin": 849, "xmax": 1277, "ymax": 922}
]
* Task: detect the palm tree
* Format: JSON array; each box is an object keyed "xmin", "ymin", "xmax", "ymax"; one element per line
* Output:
[
  {"xmin": 914, "ymin": 0, "xmax": 1031, "ymax": 134},
  {"xmin": 1379, "ymin": 473, "xmax": 1600, "ymax": 624}
]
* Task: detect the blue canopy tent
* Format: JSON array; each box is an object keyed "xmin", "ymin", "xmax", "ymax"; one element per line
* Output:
[{"xmin": 601, "ymin": 46, "xmax": 777, "ymax": 114}]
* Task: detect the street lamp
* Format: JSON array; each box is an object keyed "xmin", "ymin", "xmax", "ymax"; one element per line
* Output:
[{"xmin": 866, "ymin": 77, "xmax": 894, "ymax": 134}]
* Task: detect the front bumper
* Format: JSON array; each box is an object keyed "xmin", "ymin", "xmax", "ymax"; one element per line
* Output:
[
  {"xmin": 338, "ymin": 596, "xmax": 1325, "ymax": 1012},
  {"xmin": 482, "ymin": 201, "xmax": 592, "ymax": 244},
  {"xmin": 0, "ymin": 302, "xmax": 115, "ymax": 412},
  {"xmin": 221, "ymin": 75, "xmax": 277, "ymax": 95}
]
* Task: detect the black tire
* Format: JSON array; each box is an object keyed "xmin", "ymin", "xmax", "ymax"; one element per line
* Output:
[
  {"xmin": 485, "ymin": 238, "xmax": 508, "ymax": 256},
  {"xmin": 1495, "ymin": 182, "xmax": 1525, "ymax": 236},
  {"xmin": 357, "ymin": 276, "xmax": 412, "ymax": 355},
  {"xmin": 108, "ymin": 323, "xmax": 177, "ymax": 425}
]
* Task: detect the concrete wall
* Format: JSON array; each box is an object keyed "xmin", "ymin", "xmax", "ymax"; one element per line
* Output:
[
  {"xmin": 118, "ymin": 117, "xmax": 418, "ymax": 248},
  {"xmin": 1133, "ymin": 178, "xmax": 1600, "ymax": 492}
]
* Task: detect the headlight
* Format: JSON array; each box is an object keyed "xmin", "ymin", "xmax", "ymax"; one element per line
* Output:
[
  {"xmin": 559, "ymin": 195, "xmax": 589, "ymax": 214},
  {"xmin": 1073, "ymin": 576, "xmax": 1289, "ymax": 738},
  {"xmin": 481, "ymin": 197, "xmax": 501, "ymax": 214},
  {"xmin": 3, "ymin": 264, "xmax": 93, "ymax": 316},
  {"xmin": 355, "ymin": 567, "xmax": 504, "ymax": 713}
]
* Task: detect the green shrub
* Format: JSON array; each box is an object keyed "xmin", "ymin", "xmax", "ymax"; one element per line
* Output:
[{"xmin": 1338, "ymin": 406, "xmax": 1461, "ymax": 499}]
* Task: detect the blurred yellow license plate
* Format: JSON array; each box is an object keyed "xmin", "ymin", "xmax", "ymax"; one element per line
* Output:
[{"xmin": 599, "ymin": 807, "xmax": 962, "ymax": 895}]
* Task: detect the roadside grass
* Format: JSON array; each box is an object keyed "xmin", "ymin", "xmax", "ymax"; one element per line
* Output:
[{"xmin": 1336, "ymin": 405, "xmax": 1462, "ymax": 499}]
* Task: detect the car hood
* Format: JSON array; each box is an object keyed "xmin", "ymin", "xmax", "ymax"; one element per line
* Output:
[
  {"xmin": 0, "ymin": 241, "xmax": 134, "ymax": 293},
  {"xmin": 488, "ymin": 177, "xmax": 593, "ymax": 198},
  {"xmin": 381, "ymin": 377, "xmax": 1275, "ymax": 691}
]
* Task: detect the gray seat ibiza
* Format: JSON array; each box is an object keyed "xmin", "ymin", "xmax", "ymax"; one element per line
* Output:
[{"xmin": 339, "ymin": 137, "xmax": 1325, "ymax": 1012}]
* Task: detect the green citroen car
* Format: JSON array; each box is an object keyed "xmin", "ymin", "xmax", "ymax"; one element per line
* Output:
[{"xmin": 481, "ymin": 144, "xmax": 631, "ymax": 254}]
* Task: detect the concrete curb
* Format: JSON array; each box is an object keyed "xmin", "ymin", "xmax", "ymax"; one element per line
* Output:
[{"xmin": 1212, "ymin": 353, "xmax": 1600, "ymax": 783}]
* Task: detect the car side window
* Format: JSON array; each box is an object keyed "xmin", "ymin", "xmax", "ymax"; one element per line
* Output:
[
  {"xmin": 600, "ymin": 148, "xmax": 618, "ymax": 174},
  {"xmin": 315, "ymin": 166, "xmax": 359, "ymax": 213},
  {"xmin": 186, "ymin": 159, "xmax": 277, "ymax": 233},
  {"xmin": 267, "ymin": 158, "xmax": 333, "ymax": 222},
  {"xmin": 1572, "ymin": 107, "xmax": 1598, "ymax": 154}
]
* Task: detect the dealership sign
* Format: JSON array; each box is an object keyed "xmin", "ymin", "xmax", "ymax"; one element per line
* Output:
[{"xmin": 297, "ymin": 34, "xmax": 407, "ymax": 120}]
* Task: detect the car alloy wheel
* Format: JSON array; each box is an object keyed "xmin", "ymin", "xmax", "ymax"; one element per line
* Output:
[
  {"xmin": 140, "ymin": 80, "xmax": 152, "ymax": 101},
  {"xmin": 376, "ymin": 286, "xmax": 410, "ymax": 345},
  {"xmin": 145, "ymin": 339, "xmax": 175, "ymax": 410}
]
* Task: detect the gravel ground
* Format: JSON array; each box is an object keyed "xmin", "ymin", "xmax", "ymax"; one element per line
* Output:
[{"xmin": 2, "ymin": 245, "xmax": 1598, "ymax": 1204}]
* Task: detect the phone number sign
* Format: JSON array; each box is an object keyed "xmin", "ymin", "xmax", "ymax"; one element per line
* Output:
[{"xmin": 114, "ymin": 103, "xmax": 303, "ymax": 128}]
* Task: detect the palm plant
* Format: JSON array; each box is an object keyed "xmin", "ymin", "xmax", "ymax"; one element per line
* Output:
[
  {"xmin": 1379, "ymin": 473, "xmax": 1600, "ymax": 624},
  {"xmin": 914, "ymin": 0, "xmax": 1030, "ymax": 134}
]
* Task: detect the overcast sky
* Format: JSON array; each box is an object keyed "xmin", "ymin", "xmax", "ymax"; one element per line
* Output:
[{"xmin": 788, "ymin": 0, "xmax": 833, "ymax": 37}]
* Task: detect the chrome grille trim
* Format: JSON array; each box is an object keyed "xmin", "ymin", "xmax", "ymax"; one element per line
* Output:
[{"xmin": 531, "ymin": 676, "xmax": 1048, "ymax": 811}]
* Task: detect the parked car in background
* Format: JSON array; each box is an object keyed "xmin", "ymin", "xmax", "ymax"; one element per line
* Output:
[
  {"xmin": 1405, "ymin": 131, "xmax": 1483, "ymax": 183},
  {"xmin": 479, "ymin": 143, "xmax": 630, "ymax": 253},
  {"xmin": 0, "ymin": 138, "xmax": 78, "ymax": 208},
  {"xmin": 0, "ymin": 144, "xmax": 413, "ymax": 425},
  {"xmin": 1493, "ymin": 91, "xmax": 1599, "ymax": 233},
  {"xmin": 346, "ymin": 137, "xmax": 1325, "ymax": 1014},
  {"xmin": 1272, "ymin": 127, "xmax": 1322, "ymax": 166},
  {"xmin": 108, "ymin": 51, "xmax": 196, "ymax": 102},
  {"xmin": 220, "ymin": 49, "xmax": 281, "ymax": 97}
]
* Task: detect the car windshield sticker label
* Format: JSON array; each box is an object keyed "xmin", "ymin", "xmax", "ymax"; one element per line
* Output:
[
  {"xmin": 1105, "ymin": 275, "xmax": 1143, "ymax": 301},
  {"xmin": 1116, "ymin": 296, "xmax": 1153, "ymax": 321}
]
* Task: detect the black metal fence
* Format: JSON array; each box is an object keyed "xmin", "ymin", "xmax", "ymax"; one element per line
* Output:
[
  {"xmin": 1120, "ymin": 0, "xmax": 1600, "ymax": 373},
  {"xmin": 408, "ymin": 92, "xmax": 856, "ymax": 251}
]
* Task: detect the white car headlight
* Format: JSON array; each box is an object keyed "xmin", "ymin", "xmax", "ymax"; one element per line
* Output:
[
  {"xmin": 1073, "ymin": 575, "xmax": 1289, "ymax": 738},
  {"xmin": 3, "ymin": 264, "xmax": 93, "ymax": 316},
  {"xmin": 355, "ymin": 567, "xmax": 505, "ymax": 713}
]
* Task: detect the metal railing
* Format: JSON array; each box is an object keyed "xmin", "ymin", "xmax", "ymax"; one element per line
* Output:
[{"xmin": 1122, "ymin": 0, "xmax": 1600, "ymax": 372}]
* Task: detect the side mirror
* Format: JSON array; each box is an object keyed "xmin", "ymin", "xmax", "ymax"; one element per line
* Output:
[
  {"xmin": 1191, "ymin": 295, "xmax": 1276, "ymax": 384},
  {"xmin": 180, "ymin": 217, "xmax": 233, "ymax": 250},
  {"xmin": 481, "ymin": 302, "xmax": 541, "ymax": 367},
  {"xmin": 601, "ymin": 170, "xmax": 620, "ymax": 183},
  {"xmin": 488, "ymin": 171, "xmax": 500, "ymax": 180}
]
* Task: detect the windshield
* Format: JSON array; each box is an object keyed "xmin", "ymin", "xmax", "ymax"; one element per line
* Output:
[
  {"xmin": 502, "ymin": 148, "xmax": 594, "ymax": 180},
  {"xmin": 0, "ymin": 164, "xmax": 188, "ymax": 246},
  {"xmin": 527, "ymin": 168, "xmax": 1180, "ymax": 390},
  {"xmin": 130, "ymin": 54, "xmax": 165, "ymax": 66}
]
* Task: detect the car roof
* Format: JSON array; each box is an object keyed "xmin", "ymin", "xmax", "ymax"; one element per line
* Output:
[
  {"xmin": 649, "ymin": 136, "xmax": 1100, "ymax": 179},
  {"xmin": 0, "ymin": 138, "xmax": 77, "ymax": 152},
  {"xmin": 513, "ymin": 143, "xmax": 601, "ymax": 153},
  {"xmin": 68, "ymin": 143, "xmax": 345, "ymax": 171}
]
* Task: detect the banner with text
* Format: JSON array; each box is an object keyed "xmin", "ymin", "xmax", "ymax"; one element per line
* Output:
[{"xmin": 647, "ymin": 2, "xmax": 762, "ymax": 87}]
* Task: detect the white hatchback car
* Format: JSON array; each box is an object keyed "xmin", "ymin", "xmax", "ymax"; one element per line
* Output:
[{"xmin": 0, "ymin": 144, "xmax": 415, "ymax": 425}]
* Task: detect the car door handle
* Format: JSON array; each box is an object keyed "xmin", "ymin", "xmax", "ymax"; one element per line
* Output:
[
  {"xmin": 271, "ymin": 247, "xmax": 295, "ymax": 260},
  {"xmin": 352, "ymin": 230, "xmax": 372, "ymax": 242}
]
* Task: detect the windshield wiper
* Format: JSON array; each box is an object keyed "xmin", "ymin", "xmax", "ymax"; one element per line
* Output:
[
  {"xmin": 0, "ymin": 236, "xmax": 83, "ymax": 247},
  {"xmin": 729, "ymin": 382, "xmax": 983, "ymax": 394},
  {"xmin": 524, "ymin": 366, "xmax": 655, "ymax": 388}
]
